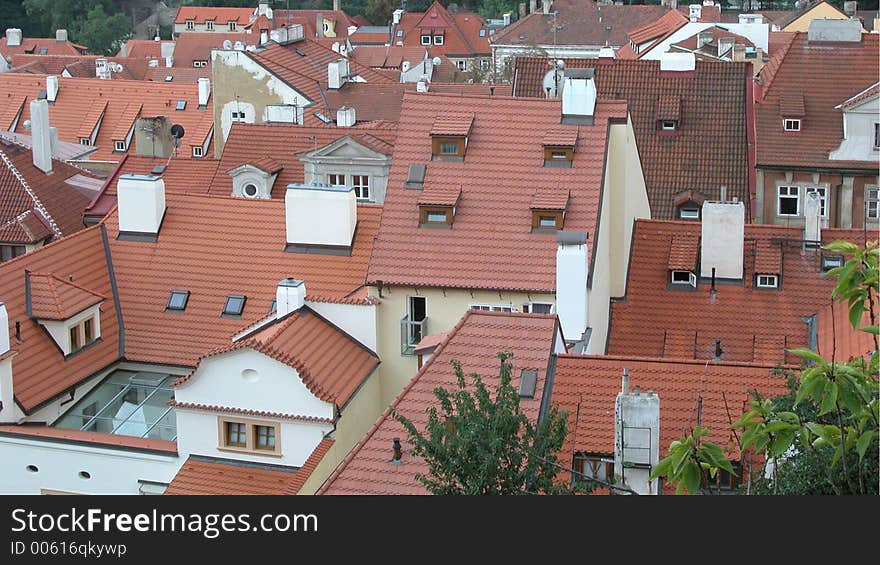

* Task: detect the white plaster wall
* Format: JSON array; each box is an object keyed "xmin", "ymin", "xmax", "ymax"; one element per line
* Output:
[
  {"xmin": 306, "ymin": 301, "xmax": 377, "ymax": 353},
  {"xmin": 174, "ymin": 409, "xmax": 331, "ymax": 467},
  {"xmin": 0, "ymin": 436, "xmax": 180, "ymax": 494},
  {"xmin": 641, "ymin": 22, "xmax": 770, "ymax": 58},
  {"xmin": 303, "ymin": 161, "xmax": 390, "ymax": 205},
  {"xmin": 231, "ymin": 169, "xmax": 274, "ymax": 198},
  {"xmin": 175, "ymin": 349, "xmax": 335, "ymax": 421},
  {"xmin": 40, "ymin": 304, "xmax": 103, "ymax": 357},
  {"xmin": 830, "ymin": 97, "xmax": 880, "ymax": 162},
  {"xmin": 701, "ymin": 201, "xmax": 745, "ymax": 280}
]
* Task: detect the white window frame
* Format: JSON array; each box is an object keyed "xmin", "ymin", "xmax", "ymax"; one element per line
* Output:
[
  {"xmin": 866, "ymin": 187, "xmax": 878, "ymax": 220},
  {"xmin": 783, "ymin": 119, "xmax": 801, "ymax": 132},
  {"xmin": 351, "ymin": 174, "xmax": 370, "ymax": 200},
  {"xmin": 205, "ymin": 20, "xmax": 214, "ymax": 31},
  {"xmin": 522, "ymin": 302, "xmax": 554, "ymax": 314},
  {"xmin": 114, "ymin": 140, "xmax": 126, "ymax": 152},
  {"xmin": 434, "ymin": 35, "xmax": 444, "ymax": 45},
  {"xmin": 242, "ymin": 183, "xmax": 260, "ymax": 198},
  {"xmin": 670, "ymin": 270, "xmax": 697, "ymax": 287},
  {"xmin": 661, "ymin": 120, "xmax": 677, "ymax": 131},
  {"xmin": 805, "ymin": 186, "xmax": 828, "ymax": 218},
  {"xmin": 777, "ymin": 185, "xmax": 800, "ymax": 216},
  {"xmin": 420, "ymin": 34, "xmax": 431, "ymax": 45},
  {"xmin": 480, "ymin": 59, "xmax": 489, "ymax": 70},
  {"xmin": 469, "ymin": 304, "xmax": 513, "ymax": 312},
  {"xmin": 228, "ymin": 21, "xmax": 237, "ymax": 32},
  {"xmin": 679, "ymin": 207, "xmax": 700, "ymax": 220},
  {"xmin": 874, "ymin": 123, "xmax": 879, "ymax": 150},
  {"xmin": 328, "ymin": 173, "xmax": 346, "ymax": 186},
  {"xmin": 185, "ymin": 19, "xmax": 195, "ymax": 31},
  {"xmin": 192, "ymin": 146, "xmax": 203, "ymax": 158},
  {"xmin": 231, "ymin": 111, "xmax": 246, "ymax": 122},
  {"xmin": 456, "ymin": 60, "xmax": 467, "ymax": 71},
  {"xmin": 756, "ymin": 274, "xmax": 778, "ymax": 288},
  {"xmin": 79, "ymin": 138, "xmax": 91, "ymax": 146},
  {"xmin": 193, "ymin": 60, "xmax": 207, "ymax": 68}
]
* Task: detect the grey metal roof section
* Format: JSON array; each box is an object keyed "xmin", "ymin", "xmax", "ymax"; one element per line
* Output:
[
  {"xmin": 119, "ymin": 173, "xmax": 160, "ymax": 182},
  {"xmin": 404, "ymin": 163, "xmax": 426, "ymax": 189},
  {"xmin": 0, "ymin": 130, "xmax": 99, "ymax": 161},
  {"xmin": 565, "ymin": 68, "xmax": 595, "ymax": 80},
  {"xmin": 807, "ymin": 18, "xmax": 863, "ymax": 42},
  {"xmin": 519, "ymin": 369, "xmax": 538, "ymax": 398},
  {"xmin": 287, "ymin": 182, "xmax": 353, "ymax": 193},
  {"xmin": 556, "ymin": 230, "xmax": 588, "ymax": 245}
]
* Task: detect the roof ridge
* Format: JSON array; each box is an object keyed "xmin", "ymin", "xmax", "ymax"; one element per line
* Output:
[{"xmin": 0, "ymin": 147, "xmax": 62, "ymax": 237}]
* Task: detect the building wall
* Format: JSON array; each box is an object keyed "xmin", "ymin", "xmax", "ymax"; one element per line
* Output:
[
  {"xmin": 829, "ymin": 97, "xmax": 880, "ymax": 162},
  {"xmin": 642, "ymin": 22, "xmax": 770, "ymax": 58},
  {"xmin": 302, "ymin": 155, "xmax": 391, "ymax": 205},
  {"xmin": 174, "ymin": 23, "xmax": 248, "ymax": 36},
  {"xmin": 306, "ymin": 300, "xmax": 377, "ymax": 352},
  {"xmin": 782, "ymin": 3, "xmax": 854, "ymax": 32},
  {"xmin": 0, "ymin": 435, "xmax": 179, "ymax": 494},
  {"xmin": 211, "ymin": 49, "xmax": 313, "ymax": 157}
]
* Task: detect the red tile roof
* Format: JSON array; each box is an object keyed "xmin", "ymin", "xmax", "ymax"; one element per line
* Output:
[
  {"xmin": 9, "ymin": 55, "xmax": 150, "ymax": 80},
  {"xmin": 531, "ymin": 189, "xmax": 570, "ymax": 210},
  {"xmin": 418, "ymin": 185, "xmax": 461, "ymax": 207},
  {"xmin": 211, "ymin": 123, "xmax": 397, "ymax": 199},
  {"xmin": 284, "ymin": 437, "xmax": 335, "ymax": 494},
  {"xmin": 670, "ymin": 27, "xmax": 756, "ymax": 55},
  {"xmin": 144, "ymin": 66, "xmax": 212, "ymax": 83},
  {"xmin": 367, "ymin": 92, "xmax": 626, "ymax": 292},
  {"xmin": 27, "ymin": 273, "xmax": 104, "ymax": 320},
  {"xmin": 542, "ymin": 127, "xmax": 578, "ymax": 146},
  {"xmin": 0, "ymin": 139, "xmax": 96, "ymax": 242},
  {"xmin": 836, "ymin": 81, "xmax": 880, "ymax": 110},
  {"xmin": 755, "ymin": 32, "xmax": 879, "ymax": 170},
  {"xmin": 199, "ymin": 307, "xmax": 379, "ymax": 406},
  {"xmin": 608, "ymin": 219, "xmax": 875, "ymax": 363},
  {"xmin": 174, "ymin": 6, "xmax": 254, "ymax": 25},
  {"xmin": 318, "ymin": 311, "xmax": 559, "ymax": 494},
  {"xmin": 492, "ymin": 0, "xmax": 673, "ymax": 48},
  {"xmin": 551, "ymin": 355, "xmax": 790, "ymax": 468},
  {"xmin": 117, "ymin": 39, "xmax": 175, "ymax": 60},
  {"xmin": 165, "ymin": 456, "xmax": 296, "ymax": 495},
  {"xmin": 350, "ymin": 46, "xmax": 427, "ymax": 69},
  {"xmin": 395, "ymin": 2, "xmax": 490, "ymax": 58},
  {"xmin": 513, "ymin": 57, "xmax": 752, "ymax": 220},
  {"xmin": 629, "ymin": 9, "xmax": 688, "ymax": 45},
  {"xmin": 172, "ymin": 32, "xmax": 256, "ymax": 67},
  {"xmin": 0, "ymin": 225, "xmax": 121, "ymax": 412},
  {"xmin": 0, "ymin": 36, "xmax": 88, "ymax": 60},
  {"xmin": 667, "ymin": 234, "xmax": 698, "ymax": 271},
  {"xmin": 0, "ymin": 425, "xmax": 176, "ymax": 453},
  {"xmin": 0, "ymin": 75, "xmax": 214, "ymax": 162},
  {"xmin": 816, "ymin": 303, "xmax": 876, "ymax": 362},
  {"xmin": 103, "ymin": 194, "xmax": 382, "ymax": 367},
  {"xmin": 273, "ymin": 10, "xmax": 359, "ymax": 40},
  {"xmin": 430, "ymin": 113, "xmax": 474, "ymax": 136},
  {"xmin": 754, "ymin": 240, "xmax": 782, "ymax": 273},
  {"xmin": 677, "ymin": 3, "xmax": 723, "ymax": 23}
]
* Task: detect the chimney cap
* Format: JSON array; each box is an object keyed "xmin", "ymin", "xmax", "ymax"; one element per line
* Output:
[
  {"xmin": 565, "ymin": 67, "xmax": 595, "ymax": 80},
  {"xmin": 287, "ymin": 182, "xmax": 353, "ymax": 194},
  {"xmin": 279, "ymin": 278, "xmax": 304, "ymax": 288},
  {"xmin": 556, "ymin": 230, "xmax": 588, "ymax": 245}
]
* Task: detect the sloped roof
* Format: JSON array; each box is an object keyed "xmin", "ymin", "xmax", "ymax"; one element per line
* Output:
[
  {"xmin": 513, "ymin": 57, "xmax": 751, "ymax": 221},
  {"xmin": 670, "ymin": 26, "xmax": 756, "ymax": 55},
  {"xmin": 629, "ymin": 9, "xmax": 688, "ymax": 45},
  {"xmin": 103, "ymin": 193, "xmax": 382, "ymax": 366},
  {"xmin": 165, "ymin": 456, "xmax": 296, "ymax": 495},
  {"xmin": 755, "ymin": 32, "xmax": 879, "ymax": 170},
  {"xmin": 608, "ymin": 219, "xmax": 875, "ymax": 363},
  {"xmin": 172, "ymin": 32, "xmax": 256, "ymax": 67},
  {"xmin": 492, "ymin": 0, "xmax": 672, "ymax": 48},
  {"xmin": 836, "ymin": 81, "xmax": 879, "ymax": 110},
  {"xmin": 366, "ymin": 92, "xmax": 627, "ymax": 292},
  {"xmin": 284, "ymin": 437, "xmax": 335, "ymax": 494},
  {"xmin": 395, "ymin": 2, "xmax": 490, "ymax": 57},
  {"xmin": 816, "ymin": 303, "xmax": 876, "ymax": 362},
  {"xmin": 318, "ymin": 311, "xmax": 559, "ymax": 495},
  {"xmin": 9, "ymin": 55, "xmax": 150, "ymax": 80},
  {"xmin": 144, "ymin": 66, "xmax": 212, "ymax": 83},
  {"xmin": 117, "ymin": 39, "xmax": 175, "ymax": 60},
  {"xmin": 350, "ymin": 46, "xmax": 427, "ymax": 69},
  {"xmin": 174, "ymin": 6, "xmax": 254, "ymax": 25},
  {"xmin": 0, "ymin": 225, "xmax": 121, "ymax": 412},
  {"xmin": 273, "ymin": 10, "xmax": 359, "ymax": 40},
  {"xmin": 0, "ymin": 425, "xmax": 175, "ymax": 453},
  {"xmin": 0, "ymin": 36, "xmax": 88, "ymax": 60},
  {"xmin": 0, "ymin": 74, "xmax": 214, "ymax": 162},
  {"xmin": 27, "ymin": 272, "xmax": 104, "ymax": 320},
  {"xmin": 202, "ymin": 307, "xmax": 379, "ymax": 406}
]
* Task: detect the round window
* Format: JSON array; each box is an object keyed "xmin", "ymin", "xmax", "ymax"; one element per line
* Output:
[
  {"xmin": 243, "ymin": 184, "xmax": 259, "ymax": 198},
  {"xmin": 79, "ymin": 471, "xmax": 91, "ymax": 480},
  {"xmin": 241, "ymin": 368, "xmax": 259, "ymax": 383},
  {"xmin": 26, "ymin": 465, "xmax": 38, "ymax": 473}
]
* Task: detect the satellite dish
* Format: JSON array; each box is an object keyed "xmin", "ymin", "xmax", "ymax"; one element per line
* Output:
[
  {"xmin": 222, "ymin": 39, "xmax": 233, "ymax": 49},
  {"xmin": 113, "ymin": 63, "xmax": 124, "ymax": 72},
  {"xmin": 432, "ymin": 56, "xmax": 441, "ymax": 65},
  {"xmin": 556, "ymin": 59, "xmax": 565, "ymax": 70},
  {"xmin": 233, "ymin": 41, "xmax": 245, "ymax": 50},
  {"xmin": 22, "ymin": 119, "xmax": 31, "ymax": 131},
  {"xmin": 170, "ymin": 124, "xmax": 185, "ymax": 139}
]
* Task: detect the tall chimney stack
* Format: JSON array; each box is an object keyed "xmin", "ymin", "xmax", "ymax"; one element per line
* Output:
[
  {"xmin": 333, "ymin": 0, "xmax": 341, "ymax": 12},
  {"xmin": 198, "ymin": 77, "xmax": 211, "ymax": 107},
  {"xmin": 614, "ymin": 380, "xmax": 660, "ymax": 495},
  {"xmin": 803, "ymin": 190, "xmax": 821, "ymax": 245},
  {"xmin": 530, "ymin": 0, "xmax": 538, "ymax": 13},
  {"xmin": 29, "ymin": 99, "xmax": 53, "ymax": 175},
  {"xmin": 556, "ymin": 231, "xmax": 589, "ymax": 349},
  {"xmin": 46, "ymin": 75, "xmax": 59, "ymax": 103},
  {"xmin": 700, "ymin": 201, "xmax": 744, "ymax": 281},
  {"xmin": 542, "ymin": 0, "xmax": 552, "ymax": 14},
  {"xmin": 117, "ymin": 174, "xmax": 166, "ymax": 239}
]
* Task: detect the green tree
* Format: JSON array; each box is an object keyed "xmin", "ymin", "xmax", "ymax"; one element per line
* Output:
[
  {"xmin": 75, "ymin": 4, "xmax": 132, "ymax": 55},
  {"xmin": 394, "ymin": 352, "xmax": 583, "ymax": 495},
  {"xmin": 652, "ymin": 240, "xmax": 879, "ymax": 495},
  {"xmin": 366, "ymin": 0, "xmax": 396, "ymax": 25}
]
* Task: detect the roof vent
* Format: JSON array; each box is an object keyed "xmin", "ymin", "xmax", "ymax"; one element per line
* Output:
[
  {"xmin": 391, "ymin": 437, "xmax": 403, "ymax": 463},
  {"xmin": 519, "ymin": 369, "xmax": 538, "ymax": 398}
]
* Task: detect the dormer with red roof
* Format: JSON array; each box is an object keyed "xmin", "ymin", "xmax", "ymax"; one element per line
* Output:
[
  {"xmin": 26, "ymin": 272, "xmax": 104, "ymax": 357},
  {"xmin": 393, "ymin": 2, "xmax": 491, "ymax": 73}
]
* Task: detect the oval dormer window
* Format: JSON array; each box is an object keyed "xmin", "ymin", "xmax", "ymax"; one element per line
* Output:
[{"xmin": 243, "ymin": 184, "xmax": 259, "ymax": 198}]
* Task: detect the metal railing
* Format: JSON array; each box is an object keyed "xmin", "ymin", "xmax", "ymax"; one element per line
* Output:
[{"xmin": 400, "ymin": 316, "xmax": 428, "ymax": 356}]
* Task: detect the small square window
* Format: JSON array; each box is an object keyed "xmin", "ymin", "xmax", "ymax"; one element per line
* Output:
[
  {"xmin": 777, "ymin": 185, "xmax": 799, "ymax": 216},
  {"xmin": 479, "ymin": 29, "xmax": 487, "ymax": 37},
  {"xmin": 679, "ymin": 208, "xmax": 700, "ymax": 220},
  {"xmin": 166, "ymin": 290, "xmax": 190, "ymax": 311},
  {"xmin": 328, "ymin": 173, "xmax": 346, "ymax": 186},
  {"xmin": 671, "ymin": 270, "xmax": 697, "ymax": 287},
  {"xmin": 114, "ymin": 140, "xmax": 126, "ymax": 152},
  {"xmin": 426, "ymin": 212, "xmax": 447, "ymax": 223},
  {"xmin": 434, "ymin": 35, "xmax": 444, "ymax": 45},
  {"xmin": 397, "ymin": 30, "xmax": 403, "ymax": 37},
  {"xmin": 206, "ymin": 20, "xmax": 214, "ymax": 31},
  {"xmin": 439, "ymin": 142, "xmax": 458, "ymax": 155},
  {"xmin": 175, "ymin": 100, "xmax": 186, "ymax": 111},
  {"xmin": 421, "ymin": 35, "xmax": 431, "ymax": 45},
  {"xmin": 80, "ymin": 138, "xmax": 91, "ymax": 146},
  {"xmin": 783, "ymin": 119, "xmax": 801, "ymax": 131},
  {"xmin": 225, "ymin": 422, "xmax": 246, "ymax": 447},
  {"xmin": 539, "ymin": 215, "xmax": 558, "ymax": 228},
  {"xmin": 39, "ymin": 47, "xmax": 48, "ymax": 55},
  {"xmin": 661, "ymin": 120, "xmax": 677, "ymax": 131},
  {"xmin": 255, "ymin": 425, "xmax": 276, "ymax": 450},
  {"xmin": 228, "ymin": 21, "xmax": 237, "ymax": 31},
  {"xmin": 352, "ymin": 175, "xmax": 370, "ymax": 200},
  {"xmin": 456, "ymin": 60, "xmax": 466, "ymax": 71},
  {"xmin": 186, "ymin": 20, "xmax": 195, "ymax": 31},
  {"xmin": 192, "ymin": 146, "xmax": 203, "ymax": 158},
  {"xmin": 223, "ymin": 294, "xmax": 246, "ymax": 316},
  {"xmin": 523, "ymin": 302, "xmax": 553, "ymax": 314},
  {"xmin": 866, "ymin": 188, "xmax": 878, "ymax": 220},
  {"xmin": 756, "ymin": 274, "xmax": 778, "ymax": 288}
]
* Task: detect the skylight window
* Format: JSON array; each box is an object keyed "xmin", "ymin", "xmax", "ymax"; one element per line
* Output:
[
  {"xmin": 294, "ymin": 48, "xmax": 306, "ymax": 56},
  {"xmin": 166, "ymin": 290, "xmax": 190, "ymax": 312},
  {"xmin": 175, "ymin": 100, "xmax": 187, "ymax": 111},
  {"xmin": 223, "ymin": 294, "xmax": 247, "ymax": 317}
]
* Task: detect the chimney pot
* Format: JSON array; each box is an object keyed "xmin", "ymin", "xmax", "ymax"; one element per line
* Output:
[{"xmin": 621, "ymin": 367, "xmax": 630, "ymax": 393}]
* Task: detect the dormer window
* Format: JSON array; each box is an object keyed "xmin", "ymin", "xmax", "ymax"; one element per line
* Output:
[
  {"xmin": 531, "ymin": 190, "xmax": 569, "ymax": 233},
  {"xmin": 667, "ymin": 234, "xmax": 698, "ymax": 289},
  {"xmin": 69, "ymin": 317, "xmax": 96, "ymax": 353},
  {"xmin": 434, "ymin": 35, "xmax": 444, "ymax": 45},
  {"xmin": 228, "ymin": 21, "xmax": 237, "ymax": 32},
  {"xmin": 27, "ymin": 273, "xmax": 104, "ymax": 357},
  {"xmin": 166, "ymin": 290, "xmax": 190, "ymax": 312},
  {"xmin": 186, "ymin": 19, "xmax": 195, "ymax": 31},
  {"xmin": 114, "ymin": 140, "xmax": 126, "ymax": 152},
  {"xmin": 679, "ymin": 206, "xmax": 700, "ymax": 220},
  {"xmin": 206, "ymin": 20, "xmax": 214, "ymax": 31},
  {"xmin": 661, "ymin": 120, "xmax": 678, "ymax": 131},
  {"xmin": 543, "ymin": 128, "xmax": 577, "ymax": 168},
  {"xmin": 670, "ymin": 270, "xmax": 697, "ymax": 287},
  {"xmin": 783, "ymin": 119, "xmax": 801, "ymax": 131},
  {"xmin": 421, "ymin": 34, "xmax": 431, "ymax": 45},
  {"xmin": 418, "ymin": 186, "xmax": 460, "ymax": 228},
  {"xmin": 657, "ymin": 95, "xmax": 681, "ymax": 135},
  {"xmin": 192, "ymin": 146, "xmax": 203, "ymax": 158},
  {"xmin": 756, "ymin": 274, "xmax": 779, "ymax": 289},
  {"xmin": 222, "ymin": 294, "xmax": 246, "ymax": 317},
  {"xmin": 430, "ymin": 114, "xmax": 474, "ymax": 161},
  {"xmin": 80, "ymin": 138, "xmax": 91, "ymax": 146}
]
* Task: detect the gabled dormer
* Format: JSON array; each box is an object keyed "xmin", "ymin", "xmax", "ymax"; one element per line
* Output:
[
  {"xmin": 754, "ymin": 241, "xmax": 782, "ymax": 289},
  {"xmin": 656, "ymin": 95, "xmax": 681, "ymax": 135},
  {"xmin": 418, "ymin": 185, "xmax": 461, "ymax": 228},
  {"xmin": 531, "ymin": 189, "xmax": 570, "ymax": 232},
  {"xmin": 26, "ymin": 272, "xmax": 104, "ymax": 357},
  {"xmin": 227, "ymin": 157, "xmax": 284, "ymax": 199},
  {"xmin": 780, "ymin": 93, "xmax": 805, "ymax": 132},
  {"xmin": 542, "ymin": 128, "xmax": 577, "ymax": 168},
  {"xmin": 667, "ymin": 234, "xmax": 698, "ymax": 289},
  {"xmin": 430, "ymin": 114, "xmax": 474, "ymax": 162},
  {"xmin": 298, "ymin": 135, "xmax": 393, "ymax": 204},
  {"xmin": 829, "ymin": 81, "xmax": 879, "ymax": 162}
]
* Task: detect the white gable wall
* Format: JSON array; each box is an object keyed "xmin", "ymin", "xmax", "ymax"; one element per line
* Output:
[{"xmin": 640, "ymin": 22, "xmax": 769, "ymax": 59}]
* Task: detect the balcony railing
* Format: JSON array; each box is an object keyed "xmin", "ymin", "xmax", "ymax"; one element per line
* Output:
[{"xmin": 400, "ymin": 316, "xmax": 428, "ymax": 356}]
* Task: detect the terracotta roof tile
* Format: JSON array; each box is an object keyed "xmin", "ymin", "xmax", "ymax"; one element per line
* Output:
[
  {"xmin": 629, "ymin": 9, "xmax": 688, "ymax": 44},
  {"xmin": 430, "ymin": 114, "xmax": 474, "ymax": 136},
  {"xmin": 0, "ymin": 37, "xmax": 88, "ymax": 60},
  {"xmin": 835, "ymin": 81, "xmax": 879, "ymax": 110},
  {"xmin": 144, "ymin": 66, "xmax": 212, "ymax": 83},
  {"xmin": 756, "ymin": 33, "xmax": 879, "ymax": 170},
  {"xmin": 0, "ymin": 425, "xmax": 175, "ymax": 453},
  {"xmin": 542, "ymin": 127, "xmax": 578, "ymax": 146},
  {"xmin": 395, "ymin": 2, "xmax": 490, "ymax": 57},
  {"xmin": 754, "ymin": 240, "xmax": 782, "ymax": 273},
  {"xmin": 367, "ymin": 92, "xmax": 626, "ymax": 291},
  {"xmin": 656, "ymin": 94, "xmax": 681, "ymax": 121},
  {"xmin": 531, "ymin": 189, "xmax": 570, "ymax": 210},
  {"xmin": 169, "ymin": 401, "xmax": 332, "ymax": 424},
  {"xmin": 247, "ymin": 157, "xmax": 284, "ymax": 175},
  {"xmin": 817, "ymin": 303, "xmax": 876, "ymax": 361},
  {"xmin": 350, "ymin": 46, "xmax": 427, "ymax": 69},
  {"xmin": 76, "ymin": 100, "xmax": 108, "ymax": 140},
  {"xmin": 608, "ymin": 220, "xmax": 875, "ymax": 364},
  {"xmin": 513, "ymin": 57, "xmax": 751, "ymax": 220},
  {"xmin": 418, "ymin": 184, "xmax": 461, "ymax": 207},
  {"xmin": 318, "ymin": 311, "xmax": 559, "ymax": 494},
  {"xmin": 27, "ymin": 272, "xmax": 104, "ymax": 320},
  {"xmin": 110, "ymin": 103, "xmax": 143, "ymax": 141},
  {"xmin": 165, "ymin": 456, "xmax": 296, "ymax": 495},
  {"xmin": 670, "ymin": 27, "xmax": 756, "ymax": 55},
  {"xmin": 174, "ymin": 6, "xmax": 254, "ymax": 25},
  {"xmin": 0, "ymin": 225, "xmax": 121, "ymax": 411},
  {"xmin": 667, "ymin": 234, "xmax": 698, "ymax": 271},
  {"xmin": 273, "ymin": 10, "xmax": 358, "ymax": 40},
  {"xmin": 0, "ymin": 93, "xmax": 26, "ymax": 130},
  {"xmin": 172, "ymin": 32, "xmax": 256, "ymax": 67},
  {"xmin": 284, "ymin": 438, "xmax": 335, "ymax": 494},
  {"xmin": 118, "ymin": 39, "xmax": 175, "ymax": 60},
  {"xmin": 9, "ymin": 55, "xmax": 151, "ymax": 80}
]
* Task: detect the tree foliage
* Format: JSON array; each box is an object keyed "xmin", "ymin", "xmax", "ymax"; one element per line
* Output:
[
  {"xmin": 652, "ymin": 240, "xmax": 879, "ymax": 495},
  {"xmin": 394, "ymin": 352, "xmax": 583, "ymax": 495}
]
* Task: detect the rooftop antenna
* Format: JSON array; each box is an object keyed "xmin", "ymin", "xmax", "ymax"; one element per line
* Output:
[{"xmin": 709, "ymin": 267, "xmax": 717, "ymax": 300}]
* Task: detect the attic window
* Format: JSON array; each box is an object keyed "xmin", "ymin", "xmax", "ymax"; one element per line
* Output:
[
  {"xmin": 518, "ymin": 369, "xmax": 538, "ymax": 399},
  {"xmin": 175, "ymin": 100, "xmax": 187, "ymax": 111},
  {"xmin": 433, "ymin": 35, "xmax": 444, "ymax": 45},
  {"xmin": 679, "ymin": 206, "xmax": 700, "ymax": 220},
  {"xmin": 192, "ymin": 146, "xmax": 204, "ymax": 158},
  {"xmin": 821, "ymin": 254, "xmax": 844, "ymax": 273},
  {"xmin": 222, "ymin": 294, "xmax": 247, "ymax": 317},
  {"xmin": 543, "ymin": 129, "xmax": 577, "ymax": 167},
  {"xmin": 783, "ymin": 119, "xmax": 801, "ymax": 132},
  {"xmin": 206, "ymin": 20, "xmax": 214, "ymax": 31},
  {"xmin": 661, "ymin": 120, "xmax": 677, "ymax": 131},
  {"xmin": 228, "ymin": 21, "xmax": 237, "ymax": 32},
  {"xmin": 80, "ymin": 138, "xmax": 91, "ymax": 146},
  {"xmin": 166, "ymin": 290, "xmax": 190, "ymax": 312},
  {"xmin": 114, "ymin": 140, "xmax": 126, "ymax": 152},
  {"xmin": 193, "ymin": 60, "xmax": 207, "ymax": 68},
  {"xmin": 670, "ymin": 270, "xmax": 697, "ymax": 288},
  {"xmin": 421, "ymin": 34, "xmax": 431, "ymax": 45},
  {"xmin": 186, "ymin": 19, "xmax": 195, "ymax": 30},
  {"xmin": 39, "ymin": 48, "xmax": 48, "ymax": 55},
  {"xmin": 419, "ymin": 206, "xmax": 453, "ymax": 227},
  {"xmin": 531, "ymin": 210, "xmax": 564, "ymax": 232},
  {"xmin": 756, "ymin": 274, "xmax": 779, "ymax": 289},
  {"xmin": 430, "ymin": 115, "xmax": 473, "ymax": 161}
]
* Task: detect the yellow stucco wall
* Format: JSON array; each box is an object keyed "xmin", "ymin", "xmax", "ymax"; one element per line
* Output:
[{"xmin": 782, "ymin": 2, "xmax": 862, "ymax": 32}]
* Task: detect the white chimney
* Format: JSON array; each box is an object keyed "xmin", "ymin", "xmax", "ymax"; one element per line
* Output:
[
  {"xmin": 276, "ymin": 279, "xmax": 306, "ymax": 319},
  {"xmin": 117, "ymin": 174, "xmax": 166, "ymax": 237},
  {"xmin": 29, "ymin": 99, "xmax": 52, "ymax": 175},
  {"xmin": 328, "ymin": 59, "xmax": 349, "ymax": 89},
  {"xmin": 0, "ymin": 301, "xmax": 13, "ymax": 420},
  {"xmin": 258, "ymin": 1, "xmax": 270, "ymax": 16},
  {"xmin": 348, "ymin": 25, "xmax": 357, "ymax": 36},
  {"xmin": 700, "ymin": 201, "xmax": 744, "ymax": 281},
  {"xmin": 0, "ymin": 302, "xmax": 9, "ymax": 356},
  {"xmin": 55, "ymin": 29, "xmax": 68, "ymax": 42},
  {"xmin": 316, "ymin": 13, "xmax": 325, "ymax": 38},
  {"xmin": 285, "ymin": 184, "xmax": 357, "ymax": 249},
  {"xmin": 598, "ymin": 46, "xmax": 615, "ymax": 59},
  {"xmin": 165, "ymin": 56, "xmax": 173, "ymax": 68},
  {"xmin": 198, "ymin": 77, "xmax": 211, "ymax": 107},
  {"xmin": 49, "ymin": 126, "xmax": 58, "ymax": 158},
  {"xmin": 393, "ymin": 9, "xmax": 404, "ymax": 25},
  {"xmin": 336, "ymin": 106, "xmax": 356, "ymax": 127},
  {"xmin": 503, "ymin": 12, "xmax": 511, "ymax": 26},
  {"xmin": 614, "ymin": 384, "xmax": 660, "ymax": 495},
  {"xmin": 160, "ymin": 41, "xmax": 175, "ymax": 60},
  {"xmin": 416, "ymin": 79, "xmax": 429, "ymax": 92},
  {"xmin": 261, "ymin": 30, "xmax": 269, "ymax": 45},
  {"xmin": 561, "ymin": 69, "xmax": 597, "ymax": 124},
  {"xmin": 689, "ymin": 4, "xmax": 702, "ymax": 21},
  {"xmin": 5, "ymin": 29, "xmax": 22, "ymax": 47},
  {"xmin": 530, "ymin": 0, "xmax": 538, "ymax": 13},
  {"xmin": 401, "ymin": 60, "xmax": 411, "ymax": 73},
  {"xmin": 46, "ymin": 75, "xmax": 59, "ymax": 103},
  {"xmin": 803, "ymin": 191, "xmax": 822, "ymax": 244},
  {"xmin": 542, "ymin": 0, "xmax": 552, "ymax": 14},
  {"xmin": 555, "ymin": 231, "xmax": 589, "ymax": 345},
  {"xmin": 95, "ymin": 58, "xmax": 111, "ymax": 79},
  {"xmin": 659, "ymin": 51, "xmax": 696, "ymax": 72}
]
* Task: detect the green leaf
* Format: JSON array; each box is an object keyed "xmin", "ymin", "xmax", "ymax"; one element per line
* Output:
[
  {"xmin": 681, "ymin": 461, "xmax": 701, "ymax": 495},
  {"xmin": 824, "ymin": 241, "xmax": 860, "ymax": 255},
  {"xmin": 789, "ymin": 348, "xmax": 825, "ymax": 364},
  {"xmin": 849, "ymin": 302, "xmax": 866, "ymax": 330},
  {"xmin": 856, "ymin": 430, "xmax": 877, "ymax": 461},
  {"xmin": 860, "ymin": 324, "xmax": 879, "ymax": 335},
  {"xmin": 819, "ymin": 381, "xmax": 839, "ymax": 416},
  {"xmin": 769, "ymin": 429, "xmax": 796, "ymax": 457}
]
